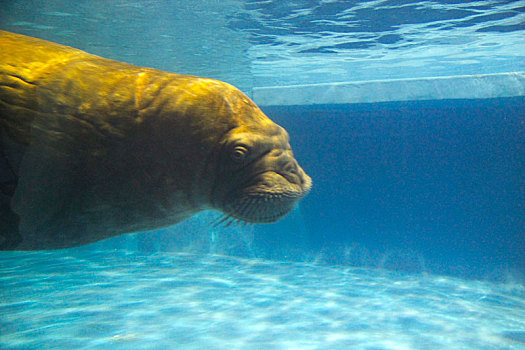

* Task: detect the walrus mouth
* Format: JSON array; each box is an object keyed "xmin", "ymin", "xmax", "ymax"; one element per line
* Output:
[{"xmin": 221, "ymin": 171, "xmax": 312, "ymax": 224}]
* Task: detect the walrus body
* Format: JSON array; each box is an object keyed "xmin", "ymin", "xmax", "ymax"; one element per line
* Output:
[{"xmin": 0, "ymin": 30, "xmax": 311, "ymax": 250}]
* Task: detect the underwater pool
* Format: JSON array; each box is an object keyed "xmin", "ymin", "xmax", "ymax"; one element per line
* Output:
[{"xmin": 1, "ymin": 0, "xmax": 524, "ymax": 349}]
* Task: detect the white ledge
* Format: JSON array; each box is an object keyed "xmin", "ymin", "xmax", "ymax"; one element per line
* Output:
[{"xmin": 252, "ymin": 72, "xmax": 525, "ymax": 106}]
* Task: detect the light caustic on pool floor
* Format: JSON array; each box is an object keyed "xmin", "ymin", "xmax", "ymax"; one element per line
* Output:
[{"xmin": 0, "ymin": 251, "xmax": 524, "ymax": 349}]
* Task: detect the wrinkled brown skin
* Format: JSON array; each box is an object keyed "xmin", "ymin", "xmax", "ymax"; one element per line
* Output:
[{"xmin": 0, "ymin": 30, "xmax": 311, "ymax": 250}]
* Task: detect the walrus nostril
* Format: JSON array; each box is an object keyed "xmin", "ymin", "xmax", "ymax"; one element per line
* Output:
[
  {"xmin": 284, "ymin": 161, "xmax": 299, "ymax": 176},
  {"xmin": 276, "ymin": 161, "xmax": 301, "ymax": 185}
]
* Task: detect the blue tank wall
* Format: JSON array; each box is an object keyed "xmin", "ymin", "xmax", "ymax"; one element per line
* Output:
[{"xmin": 259, "ymin": 97, "xmax": 524, "ymax": 281}]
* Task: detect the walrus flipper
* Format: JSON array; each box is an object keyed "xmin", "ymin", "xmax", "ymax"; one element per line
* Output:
[
  {"xmin": 0, "ymin": 125, "xmax": 74, "ymax": 250},
  {"xmin": 0, "ymin": 134, "xmax": 22, "ymax": 249},
  {"xmin": 10, "ymin": 130, "xmax": 74, "ymax": 249}
]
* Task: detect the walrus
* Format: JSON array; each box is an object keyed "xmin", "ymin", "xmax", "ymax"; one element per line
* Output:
[{"xmin": 0, "ymin": 30, "xmax": 311, "ymax": 250}]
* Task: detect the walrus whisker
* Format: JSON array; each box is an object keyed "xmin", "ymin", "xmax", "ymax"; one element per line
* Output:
[
  {"xmin": 213, "ymin": 215, "xmax": 230, "ymax": 228},
  {"xmin": 224, "ymin": 217, "xmax": 238, "ymax": 227},
  {"xmin": 229, "ymin": 192, "xmax": 294, "ymax": 223},
  {"xmin": 226, "ymin": 196, "xmax": 257, "ymax": 223},
  {"xmin": 241, "ymin": 198, "xmax": 257, "ymax": 218},
  {"xmin": 236, "ymin": 199, "xmax": 251, "ymax": 216}
]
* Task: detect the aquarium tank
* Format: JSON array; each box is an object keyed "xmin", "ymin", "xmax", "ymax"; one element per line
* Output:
[{"xmin": 1, "ymin": 0, "xmax": 524, "ymax": 349}]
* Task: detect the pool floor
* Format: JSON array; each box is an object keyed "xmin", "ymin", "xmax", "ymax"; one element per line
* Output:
[{"xmin": 1, "ymin": 251, "xmax": 524, "ymax": 349}]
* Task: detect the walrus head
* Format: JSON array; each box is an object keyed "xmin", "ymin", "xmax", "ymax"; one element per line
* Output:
[
  {"xmin": 212, "ymin": 123, "xmax": 312, "ymax": 224},
  {"xmin": 201, "ymin": 84, "xmax": 312, "ymax": 224},
  {"xmin": 151, "ymin": 76, "xmax": 311, "ymax": 225}
]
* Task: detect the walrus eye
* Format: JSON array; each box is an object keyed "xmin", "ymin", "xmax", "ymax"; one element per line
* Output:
[{"xmin": 231, "ymin": 145, "xmax": 249, "ymax": 162}]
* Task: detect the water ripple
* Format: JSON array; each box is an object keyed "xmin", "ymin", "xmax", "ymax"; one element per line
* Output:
[{"xmin": 230, "ymin": 0, "xmax": 525, "ymax": 86}]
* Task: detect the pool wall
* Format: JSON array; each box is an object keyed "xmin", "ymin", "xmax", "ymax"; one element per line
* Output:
[{"xmin": 257, "ymin": 96, "xmax": 524, "ymax": 281}]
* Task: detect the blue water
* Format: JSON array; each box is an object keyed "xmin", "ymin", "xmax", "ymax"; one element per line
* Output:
[
  {"xmin": 238, "ymin": 0, "xmax": 525, "ymax": 86},
  {"xmin": 264, "ymin": 97, "xmax": 525, "ymax": 281},
  {"xmin": 1, "ymin": 0, "xmax": 525, "ymax": 349}
]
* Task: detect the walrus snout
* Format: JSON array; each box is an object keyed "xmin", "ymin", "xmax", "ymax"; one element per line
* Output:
[
  {"xmin": 276, "ymin": 157, "xmax": 310, "ymax": 187},
  {"xmin": 226, "ymin": 173, "xmax": 311, "ymax": 224},
  {"xmin": 220, "ymin": 149, "xmax": 312, "ymax": 224},
  {"xmin": 261, "ymin": 148, "xmax": 311, "ymax": 188}
]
